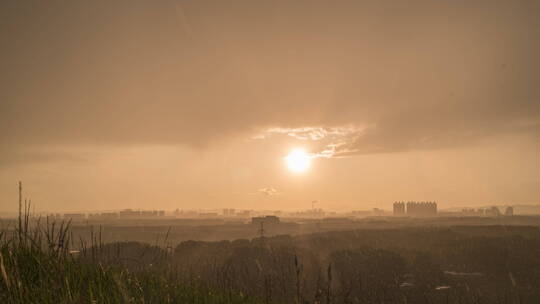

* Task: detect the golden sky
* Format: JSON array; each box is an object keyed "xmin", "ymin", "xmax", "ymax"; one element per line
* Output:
[{"xmin": 1, "ymin": 0, "xmax": 539, "ymax": 212}]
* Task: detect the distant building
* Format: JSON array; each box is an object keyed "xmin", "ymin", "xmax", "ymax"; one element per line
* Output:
[
  {"xmin": 462, "ymin": 208, "xmax": 484, "ymax": 216},
  {"xmin": 88, "ymin": 212, "xmax": 118, "ymax": 220},
  {"xmin": 485, "ymin": 206, "xmax": 501, "ymax": 217},
  {"xmin": 372, "ymin": 208, "xmax": 385, "ymax": 216},
  {"xmin": 251, "ymin": 215, "xmax": 280, "ymax": 225},
  {"xmin": 47, "ymin": 213, "xmax": 62, "ymax": 220},
  {"xmin": 223, "ymin": 208, "xmax": 236, "ymax": 217},
  {"xmin": 291, "ymin": 209, "xmax": 325, "ymax": 218},
  {"xmin": 119, "ymin": 209, "xmax": 141, "ymax": 218},
  {"xmin": 393, "ymin": 202, "xmax": 405, "ymax": 216},
  {"xmin": 236, "ymin": 210, "xmax": 251, "ymax": 218},
  {"xmin": 504, "ymin": 206, "xmax": 514, "ymax": 216},
  {"xmin": 64, "ymin": 213, "xmax": 86, "ymax": 220},
  {"xmin": 117, "ymin": 209, "xmax": 165, "ymax": 219},
  {"xmin": 102, "ymin": 212, "xmax": 118, "ymax": 218},
  {"xmin": 351, "ymin": 210, "xmax": 372, "ymax": 217},
  {"xmin": 140, "ymin": 210, "xmax": 155, "ymax": 217},
  {"xmin": 405, "ymin": 201, "xmax": 437, "ymax": 217}
]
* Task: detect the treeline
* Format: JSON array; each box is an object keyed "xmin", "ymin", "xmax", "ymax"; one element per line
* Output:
[
  {"xmin": 86, "ymin": 226, "xmax": 540, "ymax": 303},
  {"xmin": 2, "ymin": 216, "xmax": 540, "ymax": 303}
]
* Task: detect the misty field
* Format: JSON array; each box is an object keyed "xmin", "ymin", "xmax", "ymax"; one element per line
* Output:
[{"xmin": 2, "ymin": 212, "xmax": 540, "ymax": 303}]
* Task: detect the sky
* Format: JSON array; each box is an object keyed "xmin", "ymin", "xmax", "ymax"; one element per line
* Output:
[{"xmin": 1, "ymin": 0, "xmax": 539, "ymax": 212}]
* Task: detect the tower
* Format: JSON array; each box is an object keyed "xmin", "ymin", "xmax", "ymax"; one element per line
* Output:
[{"xmin": 393, "ymin": 201, "xmax": 405, "ymax": 216}]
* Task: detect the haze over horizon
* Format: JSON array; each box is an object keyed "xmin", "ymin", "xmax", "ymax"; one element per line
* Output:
[{"xmin": 1, "ymin": 0, "xmax": 539, "ymax": 212}]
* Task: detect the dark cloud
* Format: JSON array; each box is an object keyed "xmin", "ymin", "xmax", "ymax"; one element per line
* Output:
[
  {"xmin": 0, "ymin": 147, "xmax": 91, "ymax": 168},
  {"xmin": 1, "ymin": 0, "xmax": 539, "ymax": 157}
]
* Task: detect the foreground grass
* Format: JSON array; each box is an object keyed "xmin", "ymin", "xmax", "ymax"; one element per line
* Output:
[{"xmin": 0, "ymin": 224, "xmax": 260, "ymax": 304}]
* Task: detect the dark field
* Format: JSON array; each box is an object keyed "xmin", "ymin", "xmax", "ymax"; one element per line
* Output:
[
  {"xmin": 10, "ymin": 215, "xmax": 540, "ymax": 244},
  {"xmin": 2, "ymin": 215, "xmax": 540, "ymax": 303}
]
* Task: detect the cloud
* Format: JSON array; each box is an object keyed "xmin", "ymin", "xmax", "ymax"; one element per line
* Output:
[
  {"xmin": 259, "ymin": 126, "xmax": 365, "ymax": 158},
  {"xmin": 258, "ymin": 187, "xmax": 279, "ymax": 196},
  {"xmin": 0, "ymin": 146, "xmax": 91, "ymax": 168},
  {"xmin": 0, "ymin": 0, "xmax": 539, "ymax": 161},
  {"xmin": 263, "ymin": 126, "xmax": 362, "ymax": 141}
]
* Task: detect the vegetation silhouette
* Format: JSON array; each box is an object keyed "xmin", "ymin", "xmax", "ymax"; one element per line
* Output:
[{"xmin": 1, "ymin": 184, "xmax": 539, "ymax": 303}]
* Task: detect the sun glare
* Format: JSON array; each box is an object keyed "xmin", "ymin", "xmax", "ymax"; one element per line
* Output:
[{"xmin": 285, "ymin": 148, "xmax": 312, "ymax": 173}]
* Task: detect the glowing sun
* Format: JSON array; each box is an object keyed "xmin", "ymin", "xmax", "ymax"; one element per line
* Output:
[{"xmin": 285, "ymin": 148, "xmax": 312, "ymax": 173}]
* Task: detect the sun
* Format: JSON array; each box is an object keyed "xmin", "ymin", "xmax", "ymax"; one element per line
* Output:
[{"xmin": 285, "ymin": 148, "xmax": 312, "ymax": 173}]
